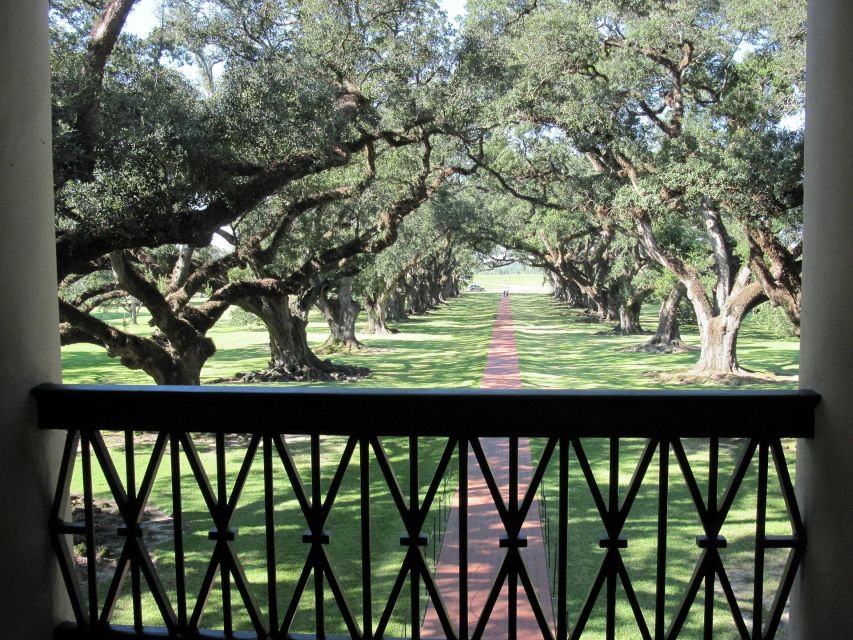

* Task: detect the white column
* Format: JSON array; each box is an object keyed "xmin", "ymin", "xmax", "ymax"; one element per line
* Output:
[
  {"xmin": 790, "ymin": 0, "xmax": 853, "ymax": 636},
  {"xmin": 0, "ymin": 2, "xmax": 67, "ymax": 637}
]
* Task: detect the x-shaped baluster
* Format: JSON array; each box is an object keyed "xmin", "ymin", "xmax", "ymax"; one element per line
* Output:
[
  {"xmin": 69, "ymin": 430, "xmax": 178, "ymax": 633},
  {"xmin": 179, "ymin": 432, "xmax": 266, "ymax": 637},
  {"xmin": 763, "ymin": 439, "xmax": 805, "ymax": 639},
  {"xmin": 50, "ymin": 430, "xmax": 89, "ymax": 627},
  {"xmin": 666, "ymin": 437, "xmax": 756, "ymax": 640},
  {"xmin": 277, "ymin": 434, "xmax": 362, "ymax": 639},
  {"xmin": 668, "ymin": 437, "xmax": 804, "ymax": 640},
  {"xmin": 569, "ymin": 437, "xmax": 656, "ymax": 640},
  {"xmin": 371, "ymin": 435, "xmax": 459, "ymax": 640},
  {"xmin": 467, "ymin": 436, "xmax": 557, "ymax": 640}
]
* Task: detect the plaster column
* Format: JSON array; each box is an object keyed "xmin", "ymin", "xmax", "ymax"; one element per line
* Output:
[
  {"xmin": 790, "ymin": 0, "xmax": 853, "ymax": 636},
  {"xmin": 0, "ymin": 2, "xmax": 67, "ymax": 637}
]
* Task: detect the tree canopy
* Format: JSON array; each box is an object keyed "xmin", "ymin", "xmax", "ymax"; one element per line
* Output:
[{"xmin": 52, "ymin": 0, "xmax": 805, "ymax": 383}]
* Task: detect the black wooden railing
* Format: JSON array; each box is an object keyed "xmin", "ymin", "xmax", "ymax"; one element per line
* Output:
[{"xmin": 34, "ymin": 384, "xmax": 819, "ymax": 640}]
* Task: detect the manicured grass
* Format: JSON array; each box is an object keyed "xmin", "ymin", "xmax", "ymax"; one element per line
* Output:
[
  {"xmin": 62, "ymin": 294, "xmax": 499, "ymax": 386},
  {"xmin": 510, "ymin": 293, "xmax": 799, "ymax": 389},
  {"xmin": 62, "ymin": 292, "xmax": 799, "ymax": 388}
]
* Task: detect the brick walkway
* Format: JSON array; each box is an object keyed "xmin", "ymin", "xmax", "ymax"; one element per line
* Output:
[
  {"xmin": 480, "ymin": 294, "xmax": 523, "ymax": 390},
  {"xmin": 422, "ymin": 296, "xmax": 554, "ymax": 638}
]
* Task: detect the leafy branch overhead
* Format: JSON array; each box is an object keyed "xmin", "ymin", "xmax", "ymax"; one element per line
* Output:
[{"xmin": 52, "ymin": 0, "xmax": 805, "ymax": 383}]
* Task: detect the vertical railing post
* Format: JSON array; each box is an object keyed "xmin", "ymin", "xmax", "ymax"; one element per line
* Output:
[
  {"xmin": 508, "ymin": 436, "xmax": 519, "ymax": 639},
  {"xmin": 703, "ymin": 437, "xmax": 719, "ymax": 640},
  {"xmin": 263, "ymin": 433, "xmax": 278, "ymax": 633},
  {"xmin": 170, "ymin": 434, "xmax": 187, "ymax": 632},
  {"xmin": 409, "ymin": 436, "xmax": 419, "ymax": 640},
  {"xmin": 655, "ymin": 439, "xmax": 669, "ymax": 640},
  {"xmin": 215, "ymin": 432, "xmax": 232, "ymax": 636},
  {"xmin": 753, "ymin": 441, "xmax": 769, "ymax": 639},
  {"xmin": 557, "ymin": 438, "xmax": 568, "ymax": 640},
  {"xmin": 606, "ymin": 437, "xmax": 619, "ymax": 640},
  {"xmin": 126, "ymin": 431, "xmax": 142, "ymax": 630},
  {"xmin": 311, "ymin": 434, "xmax": 325, "ymax": 636},
  {"xmin": 459, "ymin": 437, "xmax": 469, "ymax": 640},
  {"xmin": 81, "ymin": 432, "xmax": 99, "ymax": 628},
  {"xmin": 361, "ymin": 437, "xmax": 373, "ymax": 639}
]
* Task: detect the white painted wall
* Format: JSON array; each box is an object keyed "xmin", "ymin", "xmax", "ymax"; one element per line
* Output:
[
  {"xmin": 0, "ymin": 1, "xmax": 67, "ymax": 636},
  {"xmin": 790, "ymin": 0, "xmax": 853, "ymax": 636}
]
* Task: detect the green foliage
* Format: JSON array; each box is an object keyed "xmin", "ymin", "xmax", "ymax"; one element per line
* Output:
[
  {"xmin": 748, "ymin": 303, "xmax": 798, "ymax": 338},
  {"xmin": 228, "ymin": 306, "xmax": 266, "ymax": 329},
  {"xmin": 53, "ymin": 0, "xmax": 804, "ymax": 383}
]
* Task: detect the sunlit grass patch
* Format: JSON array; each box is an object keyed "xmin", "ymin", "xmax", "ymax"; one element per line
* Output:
[
  {"xmin": 62, "ymin": 294, "xmax": 500, "ymax": 387},
  {"xmin": 510, "ymin": 294, "xmax": 798, "ymax": 390}
]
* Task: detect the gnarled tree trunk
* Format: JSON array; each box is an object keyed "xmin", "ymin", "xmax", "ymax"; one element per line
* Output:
[
  {"xmin": 693, "ymin": 314, "xmax": 742, "ymax": 374},
  {"xmin": 687, "ymin": 278, "xmax": 766, "ymax": 376},
  {"xmin": 264, "ymin": 298, "xmax": 327, "ymax": 373},
  {"xmin": 113, "ymin": 333, "xmax": 212, "ymax": 385},
  {"xmin": 612, "ymin": 288, "xmax": 652, "ymax": 335},
  {"xmin": 550, "ymin": 273, "xmax": 581, "ymax": 307},
  {"xmin": 617, "ymin": 301, "xmax": 644, "ymax": 335},
  {"xmin": 640, "ymin": 283, "xmax": 685, "ymax": 351},
  {"xmin": 364, "ymin": 293, "xmax": 397, "ymax": 334},
  {"xmin": 419, "ymin": 281, "xmax": 436, "ymax": 310},
  {"xmin": 236, "ymin": 294, "xmax": 368, "ymax": 382},
  {"xmin": 635, "ymin": 211, "xmax": 768, "ymax": 377},
  {"xmin": 59, "ymin": 301, "xmax": 214, "ymax": 385},
  {"xmin": 316, "ymin": 277, "xmax": 363, "ymax": 352},
  {"xmin": 121, "ymin": 298, "xmax": 140, "ymax": 324},
  {"xmin": 387, "ymin": 290, "xmax": 408, "ymax": 322},
  {"xmin": 546, "ymin": 271, "xmax": 565, "ymax": 300},
  {"xmin": 443, "ymin": 276, "xmax": 459, "ymax": 299},
  {"xmin": 746, "ymin": 223, "xmax": 802, "ymax": 336},
  {"xmin": 406, "ymin": 282, "xmax": 428, "ymax": 315}
]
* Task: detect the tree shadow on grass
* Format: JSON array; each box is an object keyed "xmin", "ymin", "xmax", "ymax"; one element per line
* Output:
[{"xmin": 511, "ymin": 294, "xmax": 798, "ymax": 390}]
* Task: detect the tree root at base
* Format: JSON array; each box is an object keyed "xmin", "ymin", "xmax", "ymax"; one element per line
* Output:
[
  {"xmin": 622, "ymin": 340, "xmax": 697, "ymax": 354},
  {"xmin": 314, "ymin": 340, "xmax": 365, "ymax": 355},
  {"xmin": 652, "ymin": 369, "xmax": 797, "ymax": 386},
  {"xmin": 223, "ymin": 360, "xmax": 371, "ymax": 383}
]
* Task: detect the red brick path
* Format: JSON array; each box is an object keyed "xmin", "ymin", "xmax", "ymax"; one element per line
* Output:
[
  {"xmin": 421, "ymin": 296, "xmax": 555, "ymax": 638},
  {"xmin": 480, "ymin": 294, "xmax": 523, "ymax": 390}
]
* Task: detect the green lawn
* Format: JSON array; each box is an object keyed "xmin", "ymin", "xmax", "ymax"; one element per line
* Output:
[
  {"xmin": 62, "ymin": 291, "xmax": 799, "ymax": 389},
  {"xmin": 64, "ymin": 292, "xmax": 800, "ymax": 636},
  {"xmin": 62, "ymin": 294, "xmax": 499, "ymax": 387},
  {"xmin": 510, "ymin": 293, "xmax": 799, "ymax": 389}
]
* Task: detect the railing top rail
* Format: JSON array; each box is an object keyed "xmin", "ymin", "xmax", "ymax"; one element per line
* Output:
[{"xmin": 32, "ymin": 383, "xmax": 819, "ymax": 438}]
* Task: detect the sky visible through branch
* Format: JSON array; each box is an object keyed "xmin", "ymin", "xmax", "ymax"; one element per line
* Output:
[
  {"xmin": 123, "ymin": 1, "xmax": 801, "ymax": 131},
  {"xmin": 122, "ymin": 0, "xmax": 471, "ymax": 251},
  {"xmin": 124, "ymin": 0, "xmax": 468, "ymax": 37}
]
